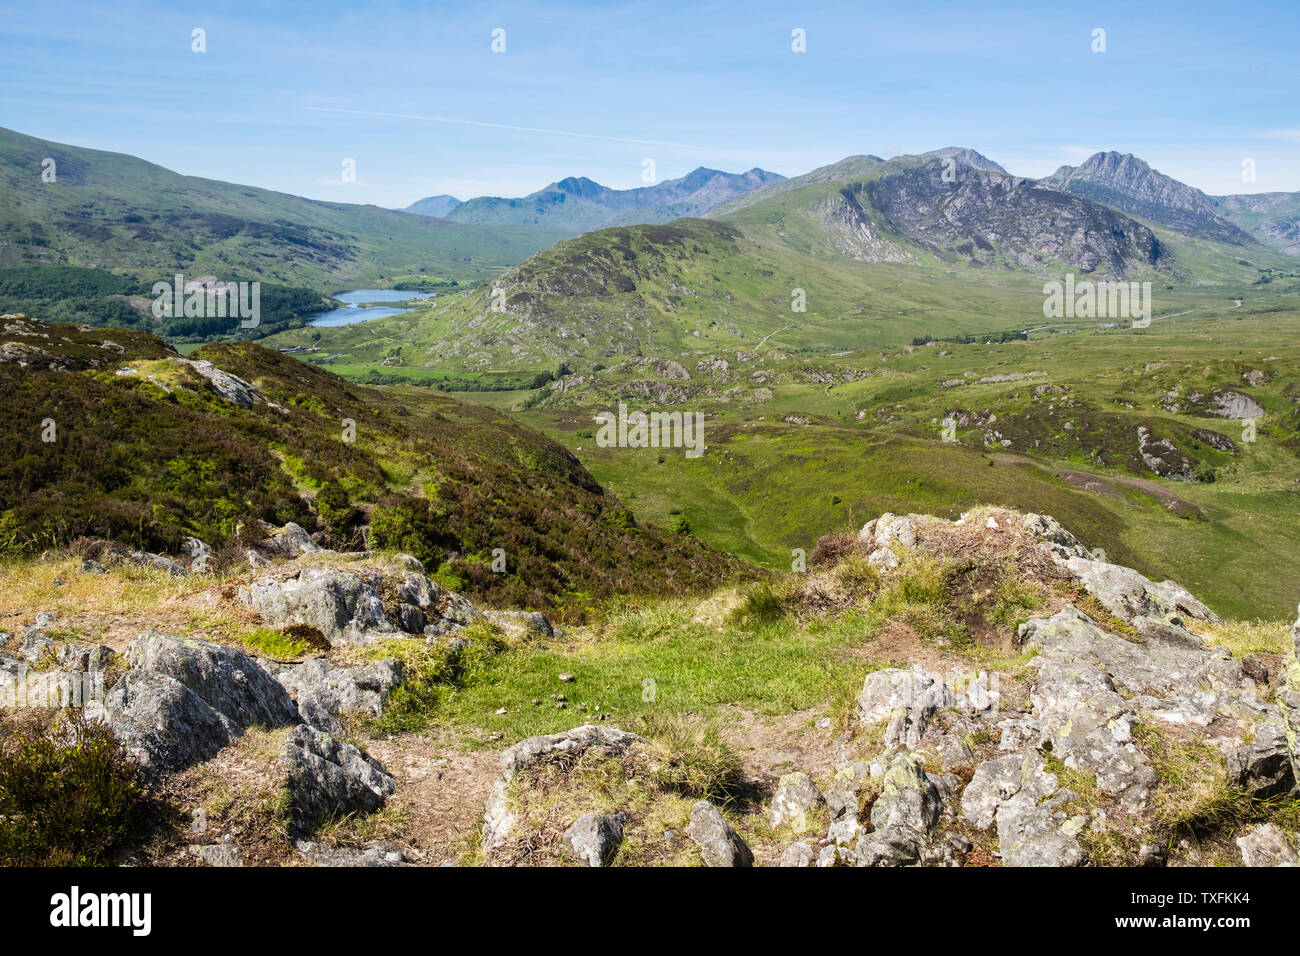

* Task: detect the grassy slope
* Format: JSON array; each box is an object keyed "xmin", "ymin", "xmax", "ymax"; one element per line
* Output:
[
  {"xmin": 0, "ymin": 319, "xmax": 743, "ymax": 617},
  {"xmin": 506, "ymin": 300, "xmax": 1300, "ymax": 620},
  {"xmin": 0, "ymin": 126, "xmax": 566, "ymax": 289}
]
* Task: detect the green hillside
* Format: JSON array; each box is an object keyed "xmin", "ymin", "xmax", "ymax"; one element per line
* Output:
[
  {"xmin": 0, "ymin": 126, "xmax": 566, "ymax": 290},
  {"xmin": 0, "ymin": 316, "xmax": 743, "ymax": 618},
  {"xmin": 277, "ymin": 150, "xmax": 1287, "ymax": 381}
]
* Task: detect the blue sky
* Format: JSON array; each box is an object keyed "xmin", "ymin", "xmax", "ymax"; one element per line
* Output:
[{"xmin": 2, "ymin": 0, "xmax": 1297, "ymax": 208}]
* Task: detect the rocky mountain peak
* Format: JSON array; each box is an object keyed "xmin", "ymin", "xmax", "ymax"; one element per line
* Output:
[{"xmin": 1039, "ymin": 151, "xmax": 1253, "ymax": 244}]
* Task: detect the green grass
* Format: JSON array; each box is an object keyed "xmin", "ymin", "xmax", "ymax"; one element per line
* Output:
[
  {"xmin": 493, "ymin": 301, "xmax": 1300, "ymax": 620},
  {"xmin": 242, "ymin": 627, "xmax": 316, "ymax": 660},
  {"xmin": 401, "ymin": 593, "xmax": 885, "ymax": 745}
]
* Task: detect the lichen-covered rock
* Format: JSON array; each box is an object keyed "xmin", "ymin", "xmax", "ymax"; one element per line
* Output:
[
  {"xmin": 846, "ymin": 826, "xmax": 926, "ymax": 867},
  {"xmin": 103, "ymin": 671, "xmax": 234, "ymax": 773},
  {"xmin": 856, "ymin": 667, "xmax": 954, "ymax": 749},
  {"xmin": 1054, "ymin": 554, "xmax": 1219, "ymax": 633},
  {"xmin": 1020, "ymin": 609, "xmax": 1171, "ymax": 810},
  {"xmin": 869, "ymin": 753, "xmax": 944, "ymax": 832},
  {"xmin": 278, "ymin": 725, "xmax": 395, "ymax": 832},
  {"xmin": 961, "ymin": 750, "xmax": 1084, "ymax": 866},
  {"xmin": 686, "ymin": 800, "xmax": 753, "ymax": 867},
  {"xmin": 563, "ymin": 812, "xmax": 627, "ymax": 866},
  {"xmin": 857, "ymin": 512, "xmax": 922, "ymax": 571},
  {"xmin": 240, "ymin": 568, "xmax": 398, "ymax": 645},
  {"xmin": 126, "ymin": 631, "xmax": 299, "ymax": 729},
  {"xmin": 103, "ymin": 631, "xmax": 298, "ymax": 773},
  {"xmin": 1236, "ymin": 823, "xmax": 1298, "ymax": 867},
  {"xmin": 276, "ymin": 657, "xmax": 403, "ymax": 736},
  {"xmin": 769, "ymin": 771, "xmax": 824, "ymax": 831}
]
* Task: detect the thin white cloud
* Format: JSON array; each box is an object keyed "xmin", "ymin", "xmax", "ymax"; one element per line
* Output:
[{"xmin": 1263, "ymin": 129, "xmax": 1300, "ymax": 143}]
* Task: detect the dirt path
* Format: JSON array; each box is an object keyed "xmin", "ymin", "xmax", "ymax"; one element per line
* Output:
[{"xmin": 366, "ymin": 731, "xmax": 502, "ymax": 865}]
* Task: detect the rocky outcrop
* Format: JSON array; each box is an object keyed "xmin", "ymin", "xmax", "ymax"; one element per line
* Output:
[
  {"xmin": 101, "ymin": 631, "xmax": 299, "ymax": 773},
  {"xmin": 686, "ymin": 800, "xmax": 753, "ymax": 867},
  {"xmin": 1040, "ymin": 151, "xmax": 1252, "ymax": 245},
  {"xmin": 962, "ymin": 751, "xmax": 1085, "ymax": 866},
  {"xmin": 279, "ymin": 725, "xmax": 396, "ymax": 833},
  {"xmin": 481, "ymin": 724, "xmax": 643, "ymax": 859},
  {"xmin": 769, "ymin": 771, "xmax": 825, "ymax": 831},
  {"xmin": 788, "ymin": 512, "xmax": 1293, "ymax": 866},
  {"xmin": 240, "ymin": 557, "xmax": 481, "ymax": 645},
  {"xmin": 857, "ymin": 668, "xmax": 954, "ymax": 750},
  {"xmin": 276, "ymin": 657, "xmax": 403, "ymax": 736},
  {"xmin": 563, "ymin": 813, "xmax": 627, "ymax": 867}
]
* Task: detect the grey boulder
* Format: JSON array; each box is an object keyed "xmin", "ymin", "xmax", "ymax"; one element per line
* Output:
[
  {"xmin": 103, "ymin": 631, "xmax": 299, "ymax": 773},
  {"xmin": 686, "ymin": 800, "xmax": 753, "ymax": 867},
  {"xmin": 563, "ymin": 812, "xmax": 628, "ymax": 866},
  {"xmin": 278, "ymin": 724, "xmax": 395, "ymax": 833},
  {"xmin": 276, "ymin": 657, "xmax": 403, "ymax": 736}
]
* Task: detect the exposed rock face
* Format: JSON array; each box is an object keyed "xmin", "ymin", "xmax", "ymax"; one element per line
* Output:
[
  {"xmin": 1236, "ymin": 823, "xmax": 1298, "ymax": 867},
  {"xmin": 1019, "ymin": 609, "xmax": 1161, "ymax": 810},
  {"xmin": 267, "ymin": 522, "xmax": 320, "ymax": 557},
  {"xmin": 769, "ymin": 771, "xmax": 825, "ymax": 831},
  {"xmin": 1136, "ymin": 425, "xmax": 1197, "ymax": 481},
  {"xmin": 1046, "ymin": 550, "xmax": 1219, "ymax": 636},
  {"xmin": 1039, "ymin": 151, "xmax": 1252, "ymax": 245},
  {"xmin": 276, "ymin": 657, "xmax": 404, "ymax": 736},
  {"xmin": 240, "ymin": 559, "xmax": 481, "ymax": 645},
  {"xmin": 857, "ymin": 668, "xmax": 954, "ymax": 750},
  {"xmin": 241, "ymin": 568, "xmax": 398, "ymax": 645},
  {"xmin": 102, "ymin": 631, "xmax": 299, "ymax": 773},
  {"xmin": 686, "ymin": 800, "xmax": 753, "ymax": 867},
  {"xmin": 856, "ymin": 159, "xmax": 1175, "ymax": 276},
  {"xmin": 788, "ymin": 510, "xmax": 1298, "ymax": 867},
  {"xmin": 962, "ymin": 751, "xmax": 1085, "ymax": 866},
  {"xmin": 1207, "ymin": 390, "xmax": 1265, "ymax": 421},
  {"xmin": 279, "ymin": 725, "xmax": 396, "ymax": 832},
  {"xmin": 179, "ymin": 359, "xmax": 266, "ymax": 408},
  {"xmin": 857, "ymin": 512, "xmax": 921, "ymax": 571},
  {"xmin": 102, "ymin": 671, "xmax": 233, "ymax": 773}
]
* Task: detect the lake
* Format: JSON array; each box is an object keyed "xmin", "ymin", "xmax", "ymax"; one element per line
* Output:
[{"xmin": 308, "ymin": 289, "xmax": 438, "ymax": 327}]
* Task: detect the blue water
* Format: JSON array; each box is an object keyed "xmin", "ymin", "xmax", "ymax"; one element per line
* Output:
[{"xmin": 308, "ymin": 289, "xmax": 438, "ymax": 327}]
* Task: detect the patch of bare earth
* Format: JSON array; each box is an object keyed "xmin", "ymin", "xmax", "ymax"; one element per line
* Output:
[{"xmin": 364, "ymin": 729, "xmax": 501, "ymax": 865}]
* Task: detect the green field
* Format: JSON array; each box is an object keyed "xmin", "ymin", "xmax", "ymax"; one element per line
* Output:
[{"xmin": 483, "ymin": 300, "xmax": 1300, "ymax": 621}]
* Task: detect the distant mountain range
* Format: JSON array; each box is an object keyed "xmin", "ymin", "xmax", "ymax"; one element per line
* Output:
[
  {"xmin": 401, "ymin": 147, "xmax": 1300, "ymax": 257},
  {"xmin": 4, "ymin": 124, "xmax": 1299, "ymax": 356},
  {"xmin": 285, "ymin": 146, "xmax": 1293, "ymax": 372},
  {"xmin": 401, "ymin": 167, "xmax": 786, "ymax": 233}
]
